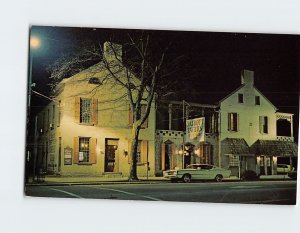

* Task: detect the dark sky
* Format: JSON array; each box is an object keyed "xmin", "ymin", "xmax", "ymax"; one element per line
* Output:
[{"xmin": 29, "ymin": 26, "xmax": 299, "ymax": 139}]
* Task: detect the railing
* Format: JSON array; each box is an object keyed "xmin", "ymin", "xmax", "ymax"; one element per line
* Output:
[{"xmin": 276, "ymin": 136, "xmax": 294, "ymax": 142}]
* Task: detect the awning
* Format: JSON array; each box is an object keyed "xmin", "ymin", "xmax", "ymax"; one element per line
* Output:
[
  {"xmin": 222, "ymin": 138, "xmax": 252, "ymax": 155},
  {"xmin": 250, "ymin": 140, "xmax": 298, "ymax": 157}
]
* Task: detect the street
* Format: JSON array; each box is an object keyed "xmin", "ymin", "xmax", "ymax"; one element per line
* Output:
[{"xmin": 25, "ymin": 180, "xmax": 297, "ymax": 205}]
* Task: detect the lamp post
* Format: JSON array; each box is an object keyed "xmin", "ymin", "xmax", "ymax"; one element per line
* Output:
[
  {"xmin": 182, "ymin": 100, "xmax": 190, "ymax": 168},
  {"xmin": 27, "ymin": 35, "xmax": 40, "ymax": 182}
]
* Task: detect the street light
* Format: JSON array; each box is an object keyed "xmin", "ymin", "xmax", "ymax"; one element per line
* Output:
[
  {"xmin": 27, "ymin": 35, "xmax": 41, "ymax": 183},
  {"xmin": 28, "ymin": 36, "xmax": 40, "ymax": 108}
]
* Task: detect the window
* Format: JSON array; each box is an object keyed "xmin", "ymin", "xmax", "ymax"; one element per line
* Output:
[
  {"xmin": 128, "ymin": 104, "xmax": 148, "ymax": 128},
  {"xmin": 80, "ymin": 98, "xmax": 92, "ymax": 124},
  {"xmin": 228, "ymin": 113, "xmax": 239, "ymax": 132},
  {"xmin": 198, "ymin": 143, "xmax": 213, "ymax": 164},
  {"xmin": 75, "ymin": 97, "xmax": 98, "ymax": 125},
  {"xmin": 229, "ymin": 155, "xmax": 240, "ymax": 166},
  {"xmin": 47, "ymin": 109, "xmax": 49, "ymax": 131},
  {"xmin": 57, "ymin": 100, "xmax": 61, "ymax": 127},
  {"xmin": 238, "ymin": 93, "xmax": 244, "ymax": 103},
  {"xmin": 255, "ymin": 96, "xmax": 260, "ymax": 105},
  {"xmin": 259, "ymin": 116, "xmax": 268, "ymax": 134},
  {"xmin": 79, "ymin": 137, "xmax": 90, "ymax": 162},
  {"xmin": 51, "ymin": 105, "xmax": 55, "ymax": 129},
  {"xmin": 74, "ymin": 137, "xmax": 97, "ymax": 164}
]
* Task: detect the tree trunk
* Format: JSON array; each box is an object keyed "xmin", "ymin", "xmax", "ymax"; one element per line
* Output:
[{"xmin": 128, "ymin": 125, "xmax": 140, "ymax": 181}]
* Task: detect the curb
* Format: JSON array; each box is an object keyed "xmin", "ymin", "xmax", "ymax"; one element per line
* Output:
[{"xmin": 25, "ymin": 180, "xmax": 169, "ymax": 187}]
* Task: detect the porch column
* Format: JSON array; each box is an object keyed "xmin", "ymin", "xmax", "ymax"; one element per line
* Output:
[
  {"xmin": 161, "ymin": 142, "xmax": 165, "ymax": 171},
  {"xmin": 290, "ymin": 115, "xmax": 293, "ymax": 138},
  {"xmin": 273, "ymin": 156, "xmax": 277, "ymax": 175},
  {"xmin": 264, "ymin": 156, "xmax": 267, "ymax": 175},
  {"xmin": 168, "ymin": 104, "xmax": 172, "ymax": 130}
]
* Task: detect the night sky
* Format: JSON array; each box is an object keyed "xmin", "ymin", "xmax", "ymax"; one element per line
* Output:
[{"xmin": 29, "ymin": 26, "xmax": 299, "ymax": 140}]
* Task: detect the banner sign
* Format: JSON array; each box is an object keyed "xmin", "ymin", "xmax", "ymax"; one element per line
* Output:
[{"xmin": 186, "ymin": 117, "xmax": 205, "ymax": 142}]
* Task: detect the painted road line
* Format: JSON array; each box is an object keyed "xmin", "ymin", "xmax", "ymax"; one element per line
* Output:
[
  {"xmin": 91, "ymin": 186, "xmax": 163, "ymax": 201},
  {"xmin": 141, "ymin": 195, "xmax": 162, "ymax": 201},
  {"xmin": 92, "ymin": 187, "xmax": 136, "ymax": 196},
  {"xmin": 241, "ymin": 198, "xmax": 291, "ymax": 204},
  {"xmin": 46, "ymin": 187, "xmax": 83, "ymax": 198},
  {"xmin": 230, "ymin": 186, "xmax": 263, "ymax": 189}
]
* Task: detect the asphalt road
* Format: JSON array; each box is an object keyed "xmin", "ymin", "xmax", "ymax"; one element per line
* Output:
[{"xmin": 25, "ymin": 181, "xmax": 297, "ymax": 205}]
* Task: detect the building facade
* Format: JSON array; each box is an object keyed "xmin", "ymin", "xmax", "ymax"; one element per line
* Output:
[
  {"xmin": 34, "ymin": 55, "xmax": 297, "ymax": 178},
  {"xmin": 34, "ymin": 43, "xmax": 156, "ymax": 177}
]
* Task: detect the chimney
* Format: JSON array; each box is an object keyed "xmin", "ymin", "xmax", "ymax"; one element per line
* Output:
[
  {"xmin": 103, "ymin": 41, "xmax": 122, "ymax": 62},
  {"xmin": 241, "ymin": 69, "xmax": 254, "ymax": 86}
]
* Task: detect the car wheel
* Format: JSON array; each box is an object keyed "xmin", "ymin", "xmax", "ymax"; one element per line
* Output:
[
  {"xmin": 182, "ymin": 174, "xmax": 191, "ymax": 183},
  {"xmin": 171, "ymin": 178, "xmax": 178, "ymax": 183},
  {"xmin": 215, "ymin": 174, "xmax": 223, "ymax": 182}
]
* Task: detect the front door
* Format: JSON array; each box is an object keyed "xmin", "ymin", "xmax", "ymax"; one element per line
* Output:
[{"xmin": 105, "ymin": 139, "xmax": 119, "ymax": 172}]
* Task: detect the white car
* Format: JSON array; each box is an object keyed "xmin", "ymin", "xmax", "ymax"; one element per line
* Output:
[
  {"xmin": 163, "ymin": 164, "xmax": 231, "ymax": 183},
  {"xmin": 277, "ymin": 164, "xmax": 294, "ymax": 174}
]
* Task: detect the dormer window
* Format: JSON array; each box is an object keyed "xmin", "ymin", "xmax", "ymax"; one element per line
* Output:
[
  {"xmin": 88, "ymin": 77, "xmax": 101, "ymax": 85},
  {"xmin": 238, "ymin": 93, "xmax": 244, "ymax": 103}
]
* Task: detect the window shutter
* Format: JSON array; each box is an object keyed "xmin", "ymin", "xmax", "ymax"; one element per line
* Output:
[
  {"xmin": 237, "ymin": 113, "xmax": 239, "ymax": 132},
  {"xmin": 259, "ymin": 116, "xmax": 263, "ymax": 133},
  {"xmin": 74, "ymin": 97, "xmax": 80, "ymax": 123},
  {"xmin": 128, "ymin": 140, "xmax": 132, "ymax": 164},
  {"xmin": 92, "ymin": 98, "xmax": 98, "ymax": 125},
  {"xmin": 228, "ymin": 113, "xmax": 231, "ymax": 131},
  {"xmin": 128, "ymin": 105, "xmax": 133, "ymax": 127},
  {"xmin": 171, "ymin": 143, "xmax": 177, "ymax": 168},
  {"xmin": 73, "ymin": 137, "xmax": 79, "ymax": 164},
  {"xmin": 141, "ymin": 105, "xmax": 148, "ymax": 128},
  {"xmin": 264, "ymin": 116, "xmax": 268, "ymax": 134},
  {"xmin": 161, "ymin": 143, "xmax": 165, "ymax": 170},
  {"xmin": 89, "ymin": 137, "xmax": 97, "ymax": 164},
  {"xmin": 141, "ymin": 140, "xmax": 148, "ymax": 163}
]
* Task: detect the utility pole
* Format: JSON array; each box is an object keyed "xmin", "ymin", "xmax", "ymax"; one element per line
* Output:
[{"xmin": 182, "ymin": 100, "xmax": 185, "ymax": 169}]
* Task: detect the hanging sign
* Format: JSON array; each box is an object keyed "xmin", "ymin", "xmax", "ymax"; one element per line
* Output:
[{"xmin": 186, "ymin": 117, "xmax": 205, "ymax": 142}]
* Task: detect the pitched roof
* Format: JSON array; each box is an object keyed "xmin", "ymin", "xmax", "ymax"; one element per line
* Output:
[
  {"xmin": 250, "ymin": 140, "xmax": 298, "ymax": 157},
  {"xmin": 222, "ymin": 138, "xmax": 251, "ymax": 155}
]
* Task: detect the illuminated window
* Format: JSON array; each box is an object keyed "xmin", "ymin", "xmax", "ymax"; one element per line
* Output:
[{"xmin": 79, "ymin": 137, "xmax": 90, "ymax": 162}]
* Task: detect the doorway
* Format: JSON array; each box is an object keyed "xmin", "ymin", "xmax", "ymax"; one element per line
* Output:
[{"xmin": 105, "ymin": 139, "xmax": 119, "ymax": 172}]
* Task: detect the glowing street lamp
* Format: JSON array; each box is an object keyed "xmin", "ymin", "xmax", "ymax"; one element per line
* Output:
[
  {"xmin": 28, "ymin": 36, "xmax": 41, "ymax": 108},
  {"xmin": 27, "ymin": 35, "xmax": 41, "ymax": 182},
  {"xmin": 30, "ymin": 36, "xmax": 41, "ymax": 48}
]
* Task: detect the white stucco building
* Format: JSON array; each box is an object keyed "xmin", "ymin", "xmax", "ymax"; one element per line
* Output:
[{"xmin": 156, "ymin": 70, "xmax": 298, "ymax": 177}]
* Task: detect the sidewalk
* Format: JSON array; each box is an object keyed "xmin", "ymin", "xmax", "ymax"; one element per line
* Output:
[{"xmin": 25, "ymin": 174, "xmax": 294, "ymax": 186}]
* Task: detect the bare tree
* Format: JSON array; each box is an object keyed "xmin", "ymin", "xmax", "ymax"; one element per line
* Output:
[{"xmin": 48, "ymin": 32, "xmax": 178, "ymax": 181}]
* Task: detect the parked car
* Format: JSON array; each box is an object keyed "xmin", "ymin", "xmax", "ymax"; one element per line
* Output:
[
  {"xmin": 163, "ymin": 164, "xmax": 231, "ymax": 183},
  {"xmin": 277, "ymin": 164, "xmax": 294, "ymax": 174},
  {"xmin": 287, "ymin": 170, "xmax": 297, "ymax": 180},
  {"xmin": 241, "ymin": 170, "xmax": 260, "ymax": 181}
]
